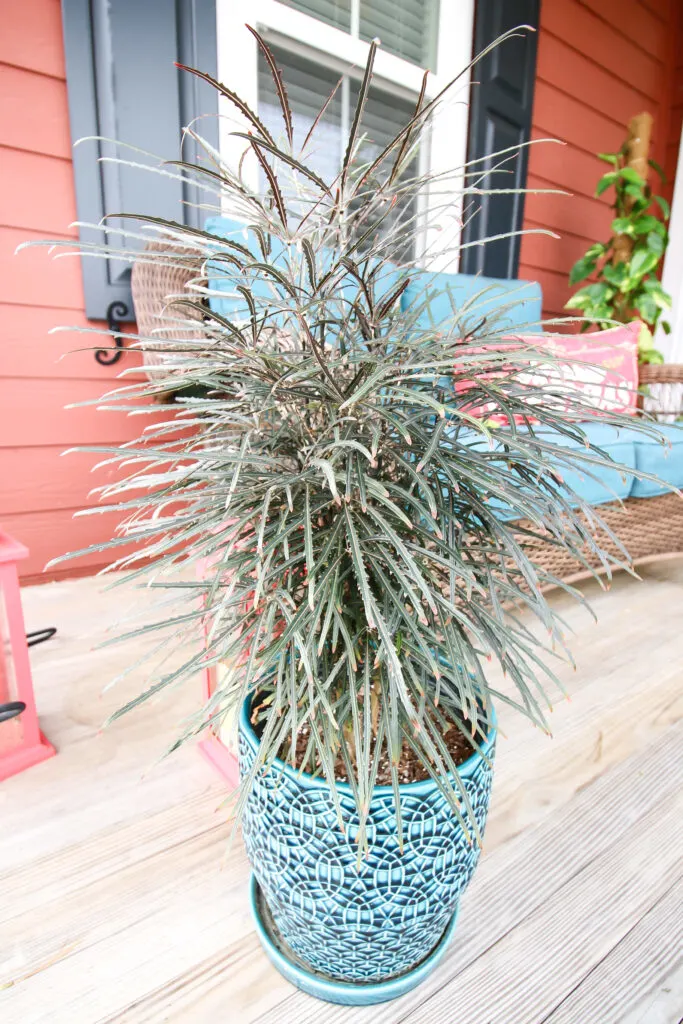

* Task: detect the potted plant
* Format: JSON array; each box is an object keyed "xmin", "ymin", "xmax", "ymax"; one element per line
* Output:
[
  {"xmin": 41, "ymin": 28, "xmax": 667, "ymax": 1007},
  {"xmin": 565, "ymin": 118, "xmax": 672, "ymax": 365}
]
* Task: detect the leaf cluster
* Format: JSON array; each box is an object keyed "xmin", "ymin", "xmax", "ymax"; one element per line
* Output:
[
  {"xmin": 35, "ymin": 27, "xmax": 671, "ymax": 851},
  {"xmin": 566, "ymin": 147, "xmax": 672, "ymax": 360}
]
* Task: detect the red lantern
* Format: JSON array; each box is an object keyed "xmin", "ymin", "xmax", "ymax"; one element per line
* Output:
[
  {"xmin": 0, "ymin": 530, "xmax": 55, "ymax": 780},
  {"xmin": 197, "ymin": 663, "xmax": 239, "ymax": 786},
  {"xmin": 196, "ymin": 552, "xmax": 239, "ymax": 786}
]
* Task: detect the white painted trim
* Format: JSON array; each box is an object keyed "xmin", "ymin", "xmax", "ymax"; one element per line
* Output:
[
  {"xmin": 215, "ymin": 10, "xmax": 259, "ymax": 198},
  {"xmin": 422, "ymin": 0, "xmax": 475, "ymax": 272},
  {"xmin": 214, "ymin": 0, "xmax": 475, "ymax": 266},
  {"xmin": 658, "ymin": 130, "xmax": 683, "ymax": 361},
  {"xmin": 250, "ymin": 0, "xmax": 454, "ymax": 96}
]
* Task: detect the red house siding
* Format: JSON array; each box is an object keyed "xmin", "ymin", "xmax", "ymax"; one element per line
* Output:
[
  {"xmin": 0, "ymin": 1, "xmax": 146, "ymax": 582},
  {"xmin": 519, "ymin": 0, "xmax": 683, "ymax": 320}
]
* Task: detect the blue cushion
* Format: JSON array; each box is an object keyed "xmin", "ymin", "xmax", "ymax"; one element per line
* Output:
[
  {"xmin": 630, "ymin": 422, "xmax": 683, "ymax": 497},
  {"xmin": 532, "ymin": 422, "xmax": 636, "ymax": 506},
  {"xmin": 452, "ymin": 421, "xmax": 636, "ymax": 517},
  {"xmin": 204, "ymin": 216, "xmax": 289, "ymax": 320},
  {"xmin": 400, "ymin": 270, "xmax": 543, "ymax": 334},
  {"xmin": 204, "ymin": 216, "xmax": 402, "ymax": 324}
]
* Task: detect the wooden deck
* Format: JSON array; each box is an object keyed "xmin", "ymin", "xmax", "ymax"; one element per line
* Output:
[{"xmin": 1, "ymin": 562, "xmax": 682, "ymax": 1023}]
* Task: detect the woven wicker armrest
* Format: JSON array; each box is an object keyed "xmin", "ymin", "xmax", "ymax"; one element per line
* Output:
[
  {"xmin": 638, "ymin": 362, "xmax": 683, "ymax": 420},
  {"xmin": 638, "ymin": 363, "xmax": 683, "ymax": 386}
]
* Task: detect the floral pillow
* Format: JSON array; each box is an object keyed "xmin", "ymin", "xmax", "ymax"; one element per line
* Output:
[
  {"xmin": 455, "ymin": 322, "xmax": 641, "ymax": 424},
  {"xmin": 517, "ymin": 321, "xmax": 641, "ymax": 416}
]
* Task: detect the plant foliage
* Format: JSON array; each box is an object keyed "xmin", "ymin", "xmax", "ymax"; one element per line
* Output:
[
  {"xmin": 32, "ymin": 28, "xmax": 669, "ymax": 851},
  {"xmin": 566, "ymin": 144, "xmax": 671, "ymax": 362}
]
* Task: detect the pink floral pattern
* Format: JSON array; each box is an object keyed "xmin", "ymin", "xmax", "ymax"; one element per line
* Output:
[
  {"xmin": 455, "ymin": 322, "xmax": 641, "ymax": 424},
  {"xmin": 516, "ymin": 322, "xmax": 641, "ymax": 416}
]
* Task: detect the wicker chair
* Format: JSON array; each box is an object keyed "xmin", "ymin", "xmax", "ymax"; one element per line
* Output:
[
  {"xmin": 131, "ymin": 239, "xmax": 207, "ymax": 369},
  {"xmin": 521, "ymin": 361, "xmax": 683, "ymax": 587},
  {"xmin": 131, "ymin": 250, "xmax": 683, "ymax": 586}
]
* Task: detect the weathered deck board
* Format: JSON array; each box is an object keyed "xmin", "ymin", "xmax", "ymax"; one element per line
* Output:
[
  {"xmin": 546, "ymin": 877, "xmax": 683, "ymax": 1024},
  {"xmin": 403, "ymin": 794, "xmax": 682, "ymax": 1023},
  {"xmin": 1, "ymin": 563, "xmax": 682, "ymax": 1023}
]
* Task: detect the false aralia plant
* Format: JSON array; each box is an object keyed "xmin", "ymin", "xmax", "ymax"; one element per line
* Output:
[{"xmin": 27, "ymin": 27, "xmax": 666, "ymax": 853}]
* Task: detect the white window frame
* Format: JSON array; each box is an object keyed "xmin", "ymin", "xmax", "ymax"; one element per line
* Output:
[
  {"xmin": 658, "ymin": 130, "xmax": 683, "ymax": 362},
  {"xmin": 215, "ymin": 0, "xmax": 474, "ymax": 271}
]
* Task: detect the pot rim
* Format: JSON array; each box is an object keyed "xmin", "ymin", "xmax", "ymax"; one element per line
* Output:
[{"xmin": 239, "ymin": 693, "xmax": 496, "ymax": 795}]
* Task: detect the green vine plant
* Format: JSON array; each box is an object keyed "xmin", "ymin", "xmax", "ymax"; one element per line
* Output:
[
  {"xmin": 25, "ymin": 27, "xmax": 668, "ymax": 855},
  {"xmin": 566, "ymin": 145, "xmax": 672, "ymax": 364}
]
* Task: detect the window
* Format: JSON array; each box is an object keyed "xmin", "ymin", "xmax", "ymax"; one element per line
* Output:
[
  {"xmin": 217, "ymin": 0, "xmax": 474, "ymax": 270},
  {"xmin": 277, "ymin": 0, "xmax": 440, "ymax": 71}
]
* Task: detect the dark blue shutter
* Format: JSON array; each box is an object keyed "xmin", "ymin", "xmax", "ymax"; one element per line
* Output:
[
  {"xmin": 460, "ymin": 0, "xmax": 540, "ymax": 279},
  {"xmin": 61, "ymin": 0, "xmax": 218, "ymax": 321}
]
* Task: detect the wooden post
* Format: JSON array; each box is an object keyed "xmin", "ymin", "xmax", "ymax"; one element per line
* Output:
[{"xmin": 612, "ymin": 111, "xmax": 654, "ymax": 267}]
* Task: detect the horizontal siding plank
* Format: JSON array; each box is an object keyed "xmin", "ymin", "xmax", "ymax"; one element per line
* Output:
[
  {"xmin": 540, "ymin": 0, "xmax": 662, "ymax": 99},
  {"xmin": 524, "ymin": 175, "xmax": 613, "ymax": 241},
  {"xmin": 536, "ymin": 33, "xmax": 658, "ymax": 130},
  {"xmin": 22, "ymin": 562, "xmax": 113, "ymax": 586},
  {"xmin": 0, "ymin": 64, "xmax": 71, "ymax": 159},
  {"xmin": 0, "ymin": 304, "xmax": 145, "ymax": 381},
  {"xmin": 532, "ymin": 82, "xmax": 626, "ymax": 157},
  {"xmin": 5, "ymin": 507, "xmax": 142, "ymax": 580},
  {"xmin": 0, "ymin": 447, "xmax": 137, "ymax": 517},
  {"xmin": 518, "ymin": 264, "xmax": 573, "ymax": 317},
  {"xmin": 0, "ymin": 378, "xmax": 170, "ymax": 447},
  {"xmin": 580, "ymin": 0, "xmax": 668, "ymax": 62},
  {"xmin": 0, "ymin": 0, "xmax": 167, "ymax": 582},
  {"xmin": 0, "ymin": 1, "xmax": 66, "ymax": 79},
  {"xmin": 527, "ymin": 131, "xmax": 611, "ymax": 203},
  {"xmin": 673, "ymin": 75, "xmax": 683, "ymax": 108},
  {"xmin": 524, "ymin": 219, "xmax": 606, "ymax": 249},
  {"xmin": 520, "ymin": 229, "xmax": 594, "ymax": 279},
  {"xmin": 0, "ymin": 147, "xmax": 77, "ymax": 234},
  {"xmin": 0, "ymin": 444, "xmax": 192, "ymax": 518},
  {"xmin": 638, "ymin": 0, "xmax": 669, "ymax": 21},
  {"xmin": 523, "ymin": 0, "xmax": 680, "ymax": 329},
  {"xmin": 0, "ymin": 226, "xmax": 85, "ymax": 310},
  {"xmin": 665, "ymin": 140, "xmax": 680, "ymax": 172}
]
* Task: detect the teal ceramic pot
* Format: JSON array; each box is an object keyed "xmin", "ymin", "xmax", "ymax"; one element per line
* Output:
[
  {"xmin": 249, "ymin": 876, "xmax": 461, "ymax": 1006},
  {"xmin": 239, "ymin": 697, "xmax": 496, "ymax": 986}
]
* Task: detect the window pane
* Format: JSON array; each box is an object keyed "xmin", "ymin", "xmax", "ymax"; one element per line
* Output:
[
  {"xmin": 258, "ymin": 45, "xmax": 343, "ymax": 185},
  {"xmin": 258, "ymin": 44, "xmax": 418, "ymax": 257},
  {"xmin": 359, "ymin": 0, "xmax": 440, "ymax": 71},
  {"xmin": 275, "ymin": 0, "xmax": 351, "ymax": 33},
  {"xmin": 349, "ymin": 79, "xmax": 418, "ymax": 260}
]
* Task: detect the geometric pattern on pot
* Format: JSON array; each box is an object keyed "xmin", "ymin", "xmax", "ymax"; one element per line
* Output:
[{"xmin": 239, "ymin": 703, "xmax": 496, "ymax": 983}]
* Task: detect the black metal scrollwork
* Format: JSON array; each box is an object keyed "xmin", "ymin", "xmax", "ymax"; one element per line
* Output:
[
  {"xmin": 0, "ymin": 628, "xmax": 55, "ymax": 725},
  {"xmin": 0, "ymin": 702, "xmax": 26, "ymax": 724},
  {"xmin": 95, "ymin": 300, "xmax": 129, "ymax": 366},
  {"xmin": 26, "ymin": 628, "xmax": 57, "ymax": 648}
]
